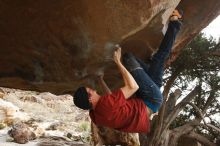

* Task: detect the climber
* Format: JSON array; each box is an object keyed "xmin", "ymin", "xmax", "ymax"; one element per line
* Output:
[
  {"xmin": 73, "ymin": 9, "xmax": 182, "ymax": 133},
  {"xmin": 122, "ymin": 9, "xmax": 183, "ymax": 114}
]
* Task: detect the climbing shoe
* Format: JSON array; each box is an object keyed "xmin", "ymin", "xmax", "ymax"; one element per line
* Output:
[{"xmin": 170, "ymin": 9, "xmax": 183, "ymax": 22}]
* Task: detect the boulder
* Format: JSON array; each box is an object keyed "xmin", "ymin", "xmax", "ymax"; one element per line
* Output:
[
  {"xmin": 91, "ymin": 122, "xmax": 140, "ymax": 146},
  {"xmin": 0, "ymin": 0, "xmax": 219, "ymax": 93},
  {"xmin": 8, "ymin": 122, "xmax": 36, "ymax": 144}
]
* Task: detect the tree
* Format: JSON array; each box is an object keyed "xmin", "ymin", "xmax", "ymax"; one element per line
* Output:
[{"xmin": 143, "ymin": 34, "xmax": 220, "ymax": 146}]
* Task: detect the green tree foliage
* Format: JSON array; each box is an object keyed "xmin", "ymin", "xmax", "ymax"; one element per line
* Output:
[{"xmin": 167, "ymin": 33, "xmax": 220, "ymax": 142}]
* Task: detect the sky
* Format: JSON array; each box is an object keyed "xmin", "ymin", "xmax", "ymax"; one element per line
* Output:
[{"xmin": 202, "ymin": 15, "xmax": 220, "ymax": 40}]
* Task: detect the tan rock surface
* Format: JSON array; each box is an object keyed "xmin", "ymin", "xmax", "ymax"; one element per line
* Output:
[{"xmin": 0, "ymin": 0, "xmax": 219, "ymax": 93}]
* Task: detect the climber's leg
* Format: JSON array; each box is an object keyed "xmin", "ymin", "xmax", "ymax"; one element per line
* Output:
[{"xmin": 147, "ymin": 10, "xmax": 182, "ymax": 88}]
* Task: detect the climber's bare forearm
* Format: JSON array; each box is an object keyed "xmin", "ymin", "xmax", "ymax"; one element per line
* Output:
[{"xmin": 113, "ymin": 47, "xmax": 139, "ymax": 99}]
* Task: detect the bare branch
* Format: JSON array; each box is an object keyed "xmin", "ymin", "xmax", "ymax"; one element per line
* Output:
[
  {"xmin": 169, "ymin": 120, "xmax": 217, "ymax": 146},
  {"xmin": 163, "ymin": 70, "xmax": 181, "ymax": 100},
  {"xmin": 184, "ymin": 102, "xmax": 220, "ymax": 133},
  {"xmin": 206, "ymin": 110, "xmax": 220, "ymax": 117},
  {"xmin": 164, "ymin": 89, "xmax": 182, "ymax": 117},
  {"xmin": 200, "ymin": 123, "xmax": 220, "ymax": 133},
  {"xmin": 184, "ymin": 102, "xmax": 204, "ymax": 118},
  {"xmin": 172, "ymin": 120, "xmax": 200, "ymax": 132},
  {"xmin": 202, "ymin": 90, "xmax": 216, "ymax": 114},
  {"xmin": 185, "ymin": 132, "xmax": 217, "ymax": 146},
  {"xmin": 163, "ymin": 86, "xmax": 201, "ymax": 131},
  {"xmin": 151, "ymin": 71, "xmax": 181, "ymax": 139}
]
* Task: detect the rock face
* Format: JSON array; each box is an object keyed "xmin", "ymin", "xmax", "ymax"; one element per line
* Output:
[
  {"xmin": 91, "ymin": 123, "xmax": 140, "ymax": 146},
  {"xmin": 0, "ymin": 0, "xmax": 220, "ymax": 94}
]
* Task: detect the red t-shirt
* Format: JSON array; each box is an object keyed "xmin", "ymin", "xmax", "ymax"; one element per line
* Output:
[{"xmin": 89, "ymin": 89, "xmax": 150, "ymax": 133}]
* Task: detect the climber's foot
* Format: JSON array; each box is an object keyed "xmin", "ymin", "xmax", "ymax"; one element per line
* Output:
[{"xmin": 170, "ymin": 9, "xmax": 183, "ymax": 22}]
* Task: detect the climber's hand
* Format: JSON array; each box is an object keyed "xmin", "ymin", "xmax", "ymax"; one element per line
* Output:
[{"xmin": 113, "ymin": 45, "xmax": 122, "ymax": 65}]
